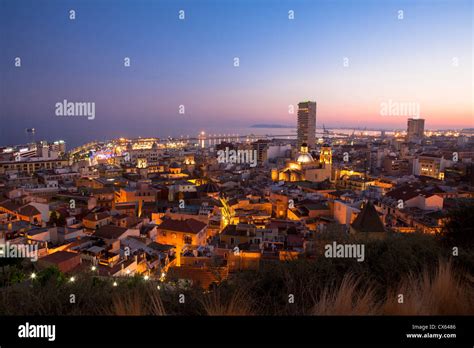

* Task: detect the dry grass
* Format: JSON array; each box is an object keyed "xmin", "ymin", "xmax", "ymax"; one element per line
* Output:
[
  {"xmin": 200, "ymin": 287, "xmax": 254, "ymax": 315},
  {"xmin": 381, "ymin": 260, "xmax": 473, "ymax": 315},
  {"xmin": 109, "ymin": 285, "xmax": 166, "ymax": 316},
  {"xmin": 312, "ymin": 275, "xmax": 379, "ymax": 315},
  {"xmin": 311, "ymin": 260, "xmax": 473, "ymax": 316},
  {"xmin": 111, "ymin": 290, "xmax": 145, "ymax": 316},
  {"xmin": 106, "ymin": 284, "xmax": 166, "ymax": 316},
  {"xmin": 0, "ymin": 259, "xmax": 471, "ymax": 316}
]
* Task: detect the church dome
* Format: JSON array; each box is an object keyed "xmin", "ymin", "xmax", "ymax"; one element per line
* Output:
[
  {"xmin": 169, "ymin": 162, "xmax": 181, "ymax": 169},
  {"xmin": 297, "ymin": 152, "xmax": 314, "ymax": 163},
  {"xmin": 199, "ymin": 181, "xmax": 220, "ymax": 193},
  {"xmin": 296, "ymin": 142, "xmax": 314, "ymax": 163}
]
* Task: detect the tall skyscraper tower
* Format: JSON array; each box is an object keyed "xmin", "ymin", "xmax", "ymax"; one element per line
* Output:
[
  {"xmin": 407, "ymin": 118, "xmax": 425, "ymax": 143},
  {"xmin": 297, "ymin": 101, "xmax": 317, "ymax": 149}
]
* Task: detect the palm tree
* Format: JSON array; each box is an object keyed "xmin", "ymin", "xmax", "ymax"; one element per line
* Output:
[{"xmin": 219, "ymin": 195, "xmax": 234, "ymax": 228}]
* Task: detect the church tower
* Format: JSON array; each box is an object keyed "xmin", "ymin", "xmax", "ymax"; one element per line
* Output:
[{"xmin": 319, "ymin": 144, "xmax": 332, "ymax": 165}]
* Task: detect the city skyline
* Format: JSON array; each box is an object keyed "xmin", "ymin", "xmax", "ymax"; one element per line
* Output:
[{"xmin": 1, "ymin": 0, "xmax": 473, "ymax": 148}]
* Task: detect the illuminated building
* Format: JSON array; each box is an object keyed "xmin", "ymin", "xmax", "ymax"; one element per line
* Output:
[
  {"xmin": 319, "ymin": 145, "xmax": 332, "ymax": 165},
  {"xmin": 415, "ymin": 154, "xmax": 446, "ymax": 180},
  {"xmin": 137, "ymin": 158, "xmax": 148, "ymax": 169},
  {"xmin": 272, "ymin": 143, "xmax": 331, "ymax": 183},
  {"xmin": 296, "ymin": 143, "xmax": 314, "ymax": 163},
  {"xmin": 0, "ymin": 158, "xmax": 69, "ymax": 175},
  {"xmin": 297, "ymin": 101, "xmax": 317, "ymax": 149},
  {"xmin": 269, "ymin": 193, "xmax": 289, "ymax": 219},
  {"xmin": 252, "ymin": 139, "xmax": 271, "ymax": 165},
  {"xmin": 169, "ymin": 162, "xmax": 181, "ymax": 175},
  {"xmin": 156, "ymin": 218, "xmax": 208, "ymax": 266},
  {"xmin": 50, "ymin": 140, "xmax": 66, "ymax": 154},
  {"xmin": 127, "ymin": 142, "xmax": 162, "ymax": 164},
  {"xmin": 161, "ymin": 162, "xmax": 189, "ymax": 180},
  {"xmin": 83, "ymin": 212, "xmax": 112, "ymax": 230},
  {"xmin": 337, "ymin": 175, "xmax": 376, "ymax": 192},
  {"xmin": 383, "ymin": 155, "xmax": 411, "ymax": 176},
  {"xmin": 184, "ymin": 154, "xmax": 195, "ymax": 165},
  {"xmin": 407, "ymin": 118, "xmax": 425, "ymax": 143},
  {"xmin": 115, "ymin": 181, "xmax": 158, "ymax": 204}
]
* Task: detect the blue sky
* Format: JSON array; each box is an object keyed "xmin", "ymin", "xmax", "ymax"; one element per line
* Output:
[{"xmin": 0, "ymin": 0, "xmax": 472, "ymax": 146}]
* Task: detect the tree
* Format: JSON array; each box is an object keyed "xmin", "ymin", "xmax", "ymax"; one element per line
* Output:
[
  {"xmin": 37, "ymin": 266, "xmax": 66, "ymax": 286},
  {"xmin": 440, "ymin": 200, "xmax": 474, "ymax": 247}
]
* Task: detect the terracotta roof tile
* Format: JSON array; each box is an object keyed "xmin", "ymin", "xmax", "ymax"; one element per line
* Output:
[{"xmin": 158, "ymin": 218, "xmax": 206, "ymax": 234}]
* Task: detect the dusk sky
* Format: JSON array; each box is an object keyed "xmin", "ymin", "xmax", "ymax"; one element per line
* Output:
[{"xmin": 1, "ymin": 0, "xmax": 472, "ymax": 147}]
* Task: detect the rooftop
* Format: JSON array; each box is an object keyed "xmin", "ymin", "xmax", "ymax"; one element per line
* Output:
[
  {"xmin": 351, "ymin": 201, "xmax": 385, "ymax": 233},
  {"xmin": 158, "ymin": 218, "xmax": 207, "ymax": 234},
  {"xmin": 93, "ymin": 225, "xmax": 128, "ymax": 239}
]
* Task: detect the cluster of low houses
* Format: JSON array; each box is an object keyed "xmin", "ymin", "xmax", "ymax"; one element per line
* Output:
[{"xmin": 0, "ymin": 151, "xmax": 473, "ymax": 289}]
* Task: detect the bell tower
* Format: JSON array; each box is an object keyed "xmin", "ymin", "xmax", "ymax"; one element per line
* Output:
[{"xmin": 319, "ymin": 145, "xmax": 332, "ymax": 165}]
